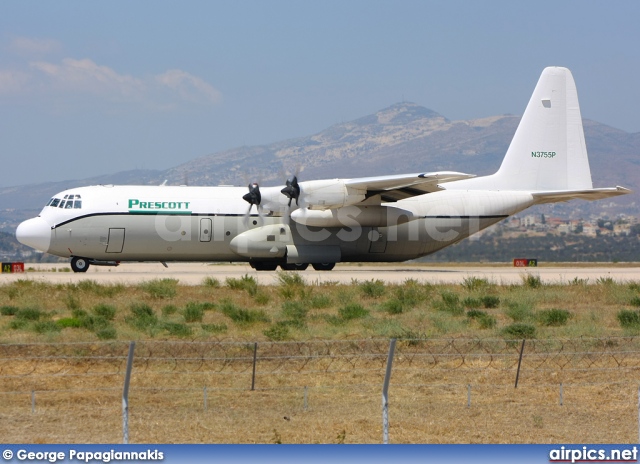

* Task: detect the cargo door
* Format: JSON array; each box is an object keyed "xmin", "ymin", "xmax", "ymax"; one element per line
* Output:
[
  {"xmin": 106, "ymin": 228, "xmax": 125, "ymax": 253},
  {"xmin": 200, "ymin": 218, "xmax": 212, "ymax": 242},
  {"xmin": 368, "ymin": 227, "xmax": 387, "ymax": 253}
]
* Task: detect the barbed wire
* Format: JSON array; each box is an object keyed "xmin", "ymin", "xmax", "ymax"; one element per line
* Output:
[{"xmin": 2, "ymin": 337, "xmax": 640, "ymax": 379}]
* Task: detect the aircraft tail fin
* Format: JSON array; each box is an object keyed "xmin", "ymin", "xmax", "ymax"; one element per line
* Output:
[{"xmin": 451, "ymin": 67, "xmax": 595, "ymax": 192}]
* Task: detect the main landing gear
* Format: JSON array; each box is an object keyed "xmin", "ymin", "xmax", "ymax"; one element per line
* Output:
[{"xmin": 249, "ymin": 261, "xmax": 335, "ymax": 271}]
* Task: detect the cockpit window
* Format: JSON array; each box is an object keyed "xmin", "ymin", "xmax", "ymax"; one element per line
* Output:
[{"xmin": 47, "ymin": 195, "xmax": 81, "ymax": 209}]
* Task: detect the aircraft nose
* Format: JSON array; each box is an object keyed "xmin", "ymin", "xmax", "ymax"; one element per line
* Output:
[{"xmin": 16, "ymin": 217, "xmax": 52, "ymax": 253}]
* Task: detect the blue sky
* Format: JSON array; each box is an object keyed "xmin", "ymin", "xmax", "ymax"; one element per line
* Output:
[{"xmin": 1, "ymin": 1, "xmax": 639, "ymax": 187}]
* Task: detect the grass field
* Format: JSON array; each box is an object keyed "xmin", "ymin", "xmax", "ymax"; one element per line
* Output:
[{"xmin": 2, "ymin": 273, "xmax": 640, "ymax": 443}]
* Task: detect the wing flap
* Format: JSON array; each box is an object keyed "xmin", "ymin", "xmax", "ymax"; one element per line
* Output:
[{"xmin": 346, "ymin": 171, "xmax": 475, "ymax": 199}]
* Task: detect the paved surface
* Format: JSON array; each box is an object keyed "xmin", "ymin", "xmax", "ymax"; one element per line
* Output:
[{"xmin": 1, "ymin": 262, "xmax": 639, "ymax": 285}]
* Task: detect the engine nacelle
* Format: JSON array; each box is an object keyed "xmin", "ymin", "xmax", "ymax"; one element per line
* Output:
[
  {"xmin": 248, "ymin": 179, "xmax": 366, "ymax": 213},
  {"xmin": 290, "ymin": 205, "xmax": 417, "ymax": 228},
  {"xmin": 299, "ymin": 179, "xmax": 366, "ymax": 210},
  {"xmin": 229, "ymin": 224, "xmax": 291, "ymax": 258}
]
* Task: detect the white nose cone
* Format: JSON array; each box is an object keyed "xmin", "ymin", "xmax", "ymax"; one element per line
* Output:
[{"xmin": 16, "ymin": 217, "xmax": 51, "ymax": 253}]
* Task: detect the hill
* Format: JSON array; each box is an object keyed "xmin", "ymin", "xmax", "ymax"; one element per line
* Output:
[{"xmin": 1, "ymin": 102, "xmax": 637, "ymax": 232}]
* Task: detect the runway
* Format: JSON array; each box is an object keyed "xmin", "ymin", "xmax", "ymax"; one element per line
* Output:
[{"xmin": 1, "ymin": 262, "xmax": 639, "ymax": 285}]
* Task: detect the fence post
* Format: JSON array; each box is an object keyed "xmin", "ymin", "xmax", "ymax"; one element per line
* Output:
[
  {"xmin": 31, "ymin": 390, "xmax": 35, "ymax": 414},
  {"xmin": 304, "ymin": 386, "xmax": 308, "ymax": 411},
  {"xmin": 514, "ymin": 339, "xmax": 526, "ymax": 388},
  {"xmin": 251, "ymin": 343, "xmax": 258, "ymax": 391},
  {"xmin": 204, "ymin": 386, "xmax": 208, "ymax": 411},
  {"xmin": 467, "ymin": 384, "xmax": 471, "ymax": 408},
  {"xmin": 559, "ymin": 383, "xmax": 563, "ymax": 406},
  {"xmin": 382, "ymin": 338, "xmax": 396, "ymax": 444},
  {"xmin": 122, "ymin": 341, "xmax": 135, "ymax": 444}
]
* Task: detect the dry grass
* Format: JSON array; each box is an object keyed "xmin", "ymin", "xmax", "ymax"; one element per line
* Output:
[{"xmin": 1, "ymin": 275, "xmax": 640, "ymax": 443}]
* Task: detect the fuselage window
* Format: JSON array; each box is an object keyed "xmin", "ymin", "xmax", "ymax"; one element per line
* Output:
[
  {"xmin": 58, "ymin": 200, "xmax": 66, "ymax": 208},
  {"xmin": 50, "ymin": 198, "xmax": 60, "ymax": 207},
  {"xmin": 74, "ymin": 200, "xmax": 82, "ymax": 209},
  {"xmin": 65, "ymin": 201, "xmax": 73, "ymax": 209},
  {"xmin": 46, "ymin": 198, "xmax": 54, "ymax": 206}
]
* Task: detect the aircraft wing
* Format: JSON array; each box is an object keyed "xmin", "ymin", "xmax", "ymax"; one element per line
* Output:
[
  {"xmin": 531, "ymin": 186, "xmax": 632, "ymax": 204},
  {"xmin": 345, "ymin": 171, "xmax": 475, "ymax": 202}
]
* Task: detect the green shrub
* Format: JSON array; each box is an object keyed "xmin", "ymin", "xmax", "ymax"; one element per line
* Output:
[
  {"xmin": 630, "ymin": 296, "xmax": 640, "ymax": 307},
  {"xmin": 394, "ymin": 284, "xmax": 423, "ymax": 307},
  {"xmin": 201, "ymin": 323, "xmax": 228, "ymax": 333},
  {"xmin": 72, "ymin": 308, "xmax": 88, "ymax": 319},
  {"xmin": 505, "ymin": 302, "xmax": 534, "ymax": 322},
  {"xmin": 15, "ymin": 307, "xmax": 43, "ymax": 321},
  {"xmin": 161, "ymin": 305, "xmax": 179, "ymax": 317},
  {"xmin": 522, "ymin": 274, "xmax": 542, "ymax": 289},
  {"xmin": 9, "ymin": 319, "xmax": 28, "ymax": 330},
  {"xmin": 0, "ymin": 305, "xmax": 19, "ymax": 316},
  {"xmin": 537, "ymin": 308, "xmax": 572, "ymax": 327},
  {"xmin": 139, "ymin": 279, "xmax": 178, "ymax": 299},
  {"xmin": 130, "ymin": 303, "xmax": 155, "ymax": 319},
  {"xmin": 617, "ymin": 310, "xmax": 640, "ymax": 329},
  {"xmin": 220, "ymin": 300, "xmax": 270, "ymax": 325},
  {"xmin": 481, "ymin": 295, "xmax": 500, "ymax": 308},
  {"xmin": 80, "ymin": 315, "xmax": 110, "ymax": 332},
  {"xmin": 478, "ymin": 314, "xmax": 497, "ymax": 329},
  {"xmin": 277, "ymin": 272, "xmax": 305, "ymax": 288},
  {"xmin": 254, "ymin": 292, "xmax": 271, "ymax": 305},
  {"xmin": 263, "ymin": 323, "xmax": 291, "ymax": 341},
  {"xmin": 202, "ymin": 276, "xmax": 220, "ymax": 288},
  {"xmin": 127, "ymin": 303, "xmax": 159, "ymax": 333},
  {"xmin": 462, "ymin": 277, "xmax": 490, "ymax": 291},
  {"xmin": 309, "ymin": 294, "xmax": 332, "ymax": 309},
  {"xmin": 182, "ymin": 303, "xmax": 205, "ymax": 323},
  {"xmin": 466, "ymin": 310, "xmax": 497, "ymax": 329},
  {"xmin": 434, "ymin": 292, "xmax": 463, "ymax": 315},
  {"xmin": 64, "ymin": 294, "xmax": 81, "ymax": 311},
  {"xmin": 596, "ymin": 276, "xmax": 615, "ymax": 286},
  {"xmin": 96, "ymin": 326, "xmax": 117, "ymax": 340},
  {"xmin": 502, "ymin": 323, "xmax": 537, "ymax": 339},
  {"xmin": 56, "ymin": 317, "xmax": 83, "ymax": 328},
  {"xmin": 163, "ymin": 322, "xmax": 193, "ymax": 337},
  {"xmin": 281, "ymin": 301, "xmax": 308, "ymax": 321},
  {"xmin": 92, "ymin": 304, "xmax": 116, "ymax": 321},
  {"xmin": 382, "ymin": 298, "xmax": 404, "ymax": 315},
  {"xmin": 226, "ymin": 274, "xmax": 259, "ymax": 295},
  {"xmin": 33, "ymin": 321, "xmax": 62, "ymax": 334},
  {"xmin": 462, "ymin": 297, "xmax": 482, "ymax": 309},
  {"xmin": 338, "ymin": 303, "xmax": 369, "ymax": 321},
  {"xmin": 360, "ymin": 280, "xmax": 385, "ymax": 299}
]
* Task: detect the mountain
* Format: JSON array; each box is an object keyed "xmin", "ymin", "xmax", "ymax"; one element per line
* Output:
[{"xmin": 1, "ymin": 102, "xmax": 638, "ymax": 232}]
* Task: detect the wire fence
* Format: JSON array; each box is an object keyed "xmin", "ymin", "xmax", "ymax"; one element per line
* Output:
[{"xmin": 1, "ymin": 337, "xmax": 640, "ymax": 443}]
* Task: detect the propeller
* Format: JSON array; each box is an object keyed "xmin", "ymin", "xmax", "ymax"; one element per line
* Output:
[
  {"xmin": 281, "ymin": 176, "xmax": 301, "ymax": 206},
  {"xmin": 243, "ymin": 182, "xmax": 261, "ymax": 207},
  {"xmin": 242, "ymin": 182, "xmax": 263, "ymax": 225}
]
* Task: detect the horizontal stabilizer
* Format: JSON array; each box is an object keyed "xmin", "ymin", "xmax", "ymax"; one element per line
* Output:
[{"xmin": 532, "ymin": 186, "xmax": 632, "ymax": 204}]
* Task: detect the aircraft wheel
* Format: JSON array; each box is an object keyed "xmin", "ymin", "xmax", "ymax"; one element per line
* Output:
[
  {"xmin": 250, "ymin": 262, "xmax": 279, "ymax": 271},
  {"xmin": 70, "ymin": 257, "xmax": 90, "ymax": 273},
  {"xmin": 280, "ymin": 263, "xmax": 309, "ymax": 271},
  {"xmin": 312, "ymin": 263, "xmax": 335, "ymax": 271}
]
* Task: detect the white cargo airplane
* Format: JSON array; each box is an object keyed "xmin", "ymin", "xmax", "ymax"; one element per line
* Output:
[{"xmin": 16, "ymin": 67, "xmax": 631, "ymax": 272}]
